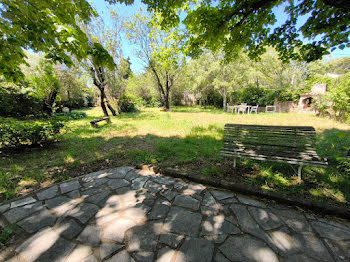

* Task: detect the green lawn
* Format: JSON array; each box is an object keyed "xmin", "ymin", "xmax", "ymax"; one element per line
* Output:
[{"xmin": 1, "ymin": 106, "xmax": 350, "ymax": 207}]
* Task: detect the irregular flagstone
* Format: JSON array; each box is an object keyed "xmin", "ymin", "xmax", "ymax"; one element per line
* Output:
[
  {"xmin": 324, "ymin": 238, "xmax": 350, "ymax": 262},
  {"xmin": 203, "ymin": 234, "xmax": 228, "ymax": 244},
  {"xmin": 105, "ymin": 250, "xmax": 135, "ymax": 262},
  {"xmin": 159, "ymin": 233, "xmax": 184, "ymax": 249},
  {"xmin": 237, "ymin": 194, "xmax": 266, "ymax": 208},
  {"xmin": 125, "ymin": 221, "xmax": 163, "ymax": 252},
  {"xmin": 148, "ymin": 199, "xmax": 170, "ymax": 220},
  {"xmin": 210, "ymin": 190, "xmax": 234, "ymax": 201},
  {"xmin": 67, "ymin": 190, "xmax": 81, "ymax": 199},
  {"xmin": 17, "ymin": 208, "xmax": 56, "ymax": 233},
  {"xmin": 267, "ymin": 227, "xmax": 302, "ymax": 256},
  {"xmin": 202, "ymin": 192, "xmax": 217, "ymax": 207},
  {"xmin": 15, "ymin": 227, "xmax": 75, "ymax": 262},
  {"xmin": 124, "ymin": 170, "xmax": 139, "ymax": 181},
  {"xmin": 214, "ymin": 252, "xmax": 231, "ymax": 262},
  {"xmin": 77, "ymin": 225, "xmax": 101, "ymax": 246},
  {"xmin": 219, "ymin": 235, "xmax": 279, "ymax": 262},
  {"xmin": 83, "ymin": 177, "xmax": 109, "ymax": 188},
  {"xmin": 4, "ymin": 202, "xmax": 43, "ymax": 224},
  {"xmin": 164, "ymin": 206, "xmax": 202, "ymax": 237},
  {"xmin": 173, "ymin": 194, "xmax": 200, "ymax": 211},
  {"xmin": 85, "ymin": 191, "xmax": 110, "ymax": 205},
  {"xmin": 0, "ymin": 203, "xmax": 10, "ymax": 213},
  {"xmin": 102, "ymin": 218, "xmax": 136, "ymax": 242},
  {"xmin": 157, "ymin": 247, "xmax": 179, "ymax": 262},
  {"xmin": 65, "ymin": 245, "xmax": 93, "ymax": 262},
  {"xmin": 296, "ymin": 233, "xmax": 334, "ymax": 262},
  {"xmin": 108, "ymin": 167, "xmax": 133, "ymax": 179},
  {"xmin": 131, "ymin": 176, "xmax": 149, "ymax": 190},
  {"xmin": 10, "ymin": 197, "xmax": 37, "ymax": 208},
  {"xmin": 134, "ymin": 251, "xmax": 154, "ymax": 262},
  {"xmin": 284, "ymin": 254, "xmax": 320, "ymax": 262},
  {"xmin": 82, "ymin": 170, "xmax": 111, "ymax": 183},
  {"xmin": 182, "ymin": 183, "xmax": 206, "ymax": 195},
  {"xmin": 151, "ymin": 175, "xmax": 176, "ymax": 186},
  {"xmin": 60, "ymin": 180, "xmax": 80, "ymax": 194},
  {"xmin": 248, "ymin": 206, "xmax": 283, "ymax": 230},
  {"xmin": 160, "ymin": 190, "xmax": 178, "ymax": 202},
  {"xmin": 144, "ymin": 180, "xmax": 163, "ymax": 193},
  {"xmin": 54, "ymin": 218, "xmax": 83, "ymax": 239},
  {"xmin": 119, "ymin": 205, "xmax": 151, "ymax": 224},
  {"xmin": 107, "ymin": 179, "xmax": 131, "ymax": 190},
  {"xmin": 100, "ymin": 243, "xmax": 124, "ymax": 260},
  {"xmin": 311, "ymin": 221, "xmax": 350, "ymax": 241},
  {"xmin": 37, "ymin": 186, "xmax": 58, "ymax": 200},
  {"xmin": 67, "ymin": 202, "xmax": 99, "ymax": 224},
  {"xmin": 201, "ymin": 215, "xmax": 240, "ymax": 236},
  {"xmin": 177, "ymin": 238, "xmax": 214, "ymax": 262},
  {"xmin": 275, "ymin": 208, "xmax": 312, "ymax": 233},
  {"xmin": 45, "ymin": 196, "xmax": 79, "ymax": 216}
]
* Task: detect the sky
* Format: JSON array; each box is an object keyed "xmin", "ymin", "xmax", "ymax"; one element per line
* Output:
[{"xmin": 91, "ymin": 0, "xmax": 350, "ymax": 74}]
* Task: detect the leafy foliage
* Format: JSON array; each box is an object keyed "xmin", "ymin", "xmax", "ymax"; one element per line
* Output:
[
  {"xmin": 0, "ymin": 118, "xmax": 65, "ymax": 149},
  {"xmin": 54, "ymin": 112, "xmax": 87, "ymax": 120}
]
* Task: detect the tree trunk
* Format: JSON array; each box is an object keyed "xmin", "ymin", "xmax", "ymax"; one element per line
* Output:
[
  {"xmin": 223, "ymin": 87, "xmax": 227, "ymax": 111},
  {"xmin": 99, "ymin": 88, "xmax": 109, "ymax": 117}
]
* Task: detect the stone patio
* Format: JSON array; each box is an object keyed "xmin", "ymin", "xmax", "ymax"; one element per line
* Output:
[{"xmin": 1, "ymin": 166, "xmax": 350, "ymax": 262}]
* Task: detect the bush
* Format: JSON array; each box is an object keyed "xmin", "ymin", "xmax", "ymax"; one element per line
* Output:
[
  {"xmin": 0, "ymin": 118, "xmax": 66, "ymax": 149},
  {"xmin": 54, "ymin": 112, "xmax": 87, "ymax": 120},
  {"xmin": 119, "ymin": 95, "xmax": 140, "ymax": 113}
]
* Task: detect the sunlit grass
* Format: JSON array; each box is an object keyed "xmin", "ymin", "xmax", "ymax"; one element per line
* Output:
[{"xmin": 0, "ymin": 106, "xmax": 349, "ymax": 206}]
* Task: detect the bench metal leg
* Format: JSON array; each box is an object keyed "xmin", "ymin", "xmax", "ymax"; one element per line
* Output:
[
  {"xmin": 233, "ymin": 158, "xmax": 236, "ymax": 168},
  {"xmin": 298, "ymin": 165, "xmax": 303, "ymax": 180}
]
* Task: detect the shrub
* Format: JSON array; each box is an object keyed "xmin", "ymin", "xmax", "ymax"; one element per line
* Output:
[
  {"xmin": 54, "ymin": 112, "xmax": 87, "ymax": 120},
  {"xmin": 119, "ymin": 95, "xmax": 140, "ymax": 113},
  {"xmin": 0, "ymin": 118, "xmax": 66, "ymax": 149}
]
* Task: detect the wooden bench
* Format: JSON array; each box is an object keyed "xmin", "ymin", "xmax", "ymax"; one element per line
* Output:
[
  {"xmin": 90, "ymin": 117, "xmax": 111, "ymax": 128},
  {"xmin": 220, "ymin": 124, "xmax": 328, "ymax": 179}
]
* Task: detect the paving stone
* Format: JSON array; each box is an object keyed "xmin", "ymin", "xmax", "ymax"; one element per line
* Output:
[
  {"xmin": 173, "ymin": 181, "xmax": 187, "ymax": 191},
  {"xmin": 201, "ymin": 204, "xmax": 224, "ymax": 216},
  {"xmin": 324, "ymin": 239, "xmax": 350, "ymax": 262},
  {"xmin": 37, "ymin": 186, "xmax": 58, "ymax": 200},
  {"xmin": 119, "ymin": 205, "xmax": 151, "ymax": 224},
  {"xmin": 182, "ymin": 183, "xmax": 206, "ymax": 195},
  {"xmin": 82, "ymin": 255, "xmax": 98, "ymax": 262},
  {"xmin": 159, "ymin": 233, "xmax": 184, "ymax": 248},
  {"xmin": 109, "ymin": 167, "xmax": 134, "ymax": 179},
  {"xmin": 103, "ymin": 218, "xmax": 136, "ymax": 242},
  {"xmin": 276, "ymin": 208, "xmax": 312, "ymax": 233},
  {"xmin": 67, "ymin": 190, "xmax": 81, "ymax": 199},
  {"xmin": 17, "ymin": 208, "xmax": 56, "ymax": 233},
  {"xmin": 201, "ymin": 215, "xmax": 240, "ymax": 236},
  {"xmin": 15, "ymin": 227, "xmax": 75, "ymax": 262},
  {"xmin": 203, "ymin": 234, "xmax": 228, "ymax": 244},
  {"xmin": 214, "ymin": 252, "xmax": 231, "ymax": 262},
  {"xmin": 267, "ymin": 227, "xmax": 302, "ymax": 256},
  {"xmin": 151, "ymin": 176, "xmax": 176, "ymax": 186},
  {"xmin": 10, "ymin": 197, "xmax": 37, "ymax": 208},
  {"xmin": 160, "ymin": 190, "xmax": 178, "ymax": 201},
  {"xmin": 131, "ymin": 177, "xmax": 149, "ymax": 190},
  {"xmin": 4, "ymin": 202, "xmax": 43, "ymax": 223},
  {"xmin": 219, "ymin": 235, "xmax": 279, "ymax": 262},
  {"xmin": 134, "ymin": 251, "xmax": 154, "ymax": 262},
  {"xmin": 65, "ymin": 244, "xmax": 93, "ymax": 262},
  {"xmin": 0, "ymin": 203, "xmax": 10, "ymax": 213},
  {"xmin": 125, "ymin": 170, "xmax": 139, "ymax": 181},
  {"xmin": 46, "ymin": 195, "xmax": 78, "ymax": 216},
  {"xmin": 148, "ymin": 199, "xmax": 170, "ymax": 220},
  {"xmin": 85, "ymin": 191, "xmax": 110, "ymax": 205},
  {"xmin": 202, "ymin": 192, "xmax": 217, "ymax": 207},
  {"xmin": 107, "ymin": 179, "xmax": 131, "ymax": 190},
  {"xmin": 177, "ymin": 238, "xmax": 214, "ymax": 262},
  {"xmin": 164, "ymin": 206, "xmax": 202, "ymax": 237},
  {"xmin": 248, "ymin": 206, "xmax": 283, "ymax": 230},
  {"xmin": 67, "ymin": 202, "xmax": 99, "ymax": 224},
  {"xmin": 210, "ymin": 190, "xmax": 234, "ymax": 201},
  {"xmin": 143, "ymin": 180, "xmax": 163, "ymax": 193},
  {"xmin": 284, "ymin": 254, "xmax": 320, "ymax": 262},
  {"xmin": 82, "ymin": 170, "xmax": 110, "ymax": 183},
  {"xmin": 60, "ymin": 180, "xmax": 80, "ymax": 194},
  {"xmin": 230, "ymin": 204, "xmax": 269, "ymax": 242},
  {"xmin": 296, "ymin": 233, "xmax": 334, "ymax": 262},
  {"xmin": 83, "ymin": 177, "xmax": 109, "ymax": 188},
  {"xmin": 156, "ymin": 247, "xmax": 177, "ymax": 262},
  {"xmin": 100, "ymin": 243, "xmax": 123, "ymax": 260},
  {"xmin": 105, "ymin": 250, "xmax": 135, "ymax": 262},
  {"xmin": 77, "ymin": 225, "xmax": 101, "ymax": 246},
  {"xmin": 126, "ymin": 221, "xmax": 163, "ymax": 252},
  {"xmin": 311, "ymin": 221, "xmax": 350, "ymax": 241},
  {"xmin": 173, "ymin": 195, "xmax": 200, "ymax": 211},
  {"xmin": 54, "ymin": 218, "xmax": 83, "ymax": 239},
  {"xmin": 236, "ymin": 194, "xmax": 266, "ymax": 208}
]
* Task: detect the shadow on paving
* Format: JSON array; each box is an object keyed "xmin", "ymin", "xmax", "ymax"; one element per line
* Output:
[{"xmin": 1, "ymin": 167, "xmax": 350, "ymax": 261}]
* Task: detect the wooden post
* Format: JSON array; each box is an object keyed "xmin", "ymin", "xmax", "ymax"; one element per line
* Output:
[{"xmin": 233, "ymin": 158, "xmax": 237, "ymax": 168}]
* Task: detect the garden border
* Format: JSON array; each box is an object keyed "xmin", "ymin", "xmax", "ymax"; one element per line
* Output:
[{"xmin": 136, "ymin": 164, "xmax": 350, "ymax": 220}]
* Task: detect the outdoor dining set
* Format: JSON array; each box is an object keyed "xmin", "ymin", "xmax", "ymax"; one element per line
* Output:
[{"xmin": 227, "ymin": 103, "xmax": 277, "ymax": 114}]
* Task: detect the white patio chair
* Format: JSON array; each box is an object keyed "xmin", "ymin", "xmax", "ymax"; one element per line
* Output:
[
  {"xmin": 250, "ymin": 105, "xmax": 259, "ymax": 114},
  {"xmin": 237, "ymin": 105, "xmax": 247, "ymax": 114}
]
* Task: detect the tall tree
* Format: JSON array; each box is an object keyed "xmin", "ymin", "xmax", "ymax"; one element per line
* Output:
[{"xmin": 125, "ymin": 12, "xmax": 182, "ymax": 110}]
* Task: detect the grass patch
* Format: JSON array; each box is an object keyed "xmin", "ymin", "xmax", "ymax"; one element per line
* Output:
[{"xmin": 1, "ymin": 106, "xmax": 349, "ymax": 207}]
